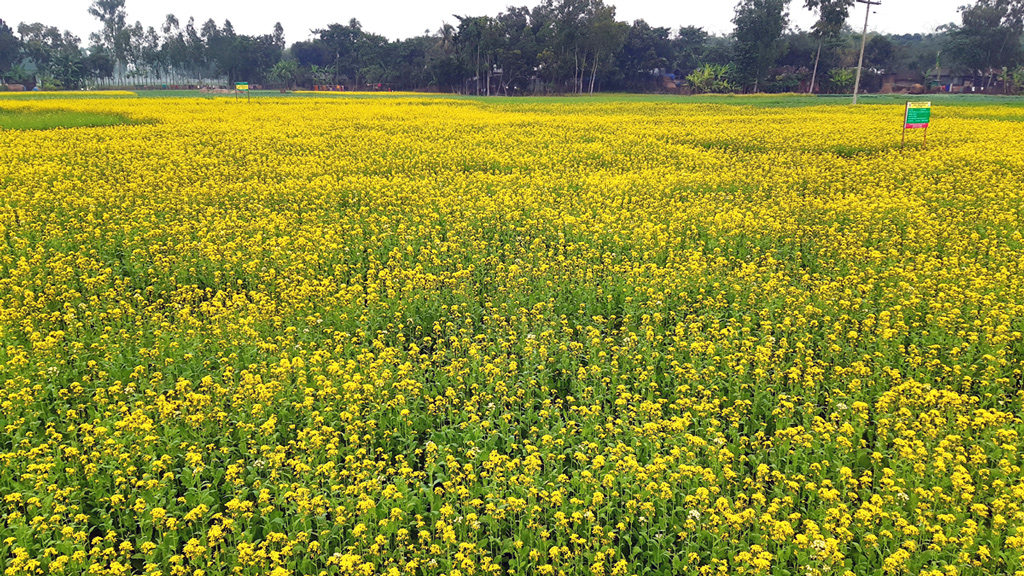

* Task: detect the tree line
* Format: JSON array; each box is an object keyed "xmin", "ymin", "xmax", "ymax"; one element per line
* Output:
[{"xmin": 1, "ymin": 0, "xmax": 1022, "ymax": 94}]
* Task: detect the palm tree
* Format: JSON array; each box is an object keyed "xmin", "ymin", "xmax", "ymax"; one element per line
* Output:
[{"xmin": 437, "ymin": 22, "xmax": 456, "ymax": 56}]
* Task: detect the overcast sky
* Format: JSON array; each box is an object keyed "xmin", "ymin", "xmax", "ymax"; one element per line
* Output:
[{"xmin": 5, "ymin": 0, "xmax": 964, "ymax": 44}]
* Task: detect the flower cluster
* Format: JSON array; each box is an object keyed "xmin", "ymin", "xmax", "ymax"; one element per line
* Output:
[{"xmin": 0, "ymin": 95, "xmax": 1022, "ymax": 576}]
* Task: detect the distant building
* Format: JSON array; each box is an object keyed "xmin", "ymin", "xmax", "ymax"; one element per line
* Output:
[{"xmin": 879, "ymin": 71, "xmax": 927, "ymax": 93}]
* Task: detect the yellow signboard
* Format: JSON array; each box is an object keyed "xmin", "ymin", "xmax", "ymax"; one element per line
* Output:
[{"xmin": 235, "ymin": 82, "xmax": 249, "ymax": 91}]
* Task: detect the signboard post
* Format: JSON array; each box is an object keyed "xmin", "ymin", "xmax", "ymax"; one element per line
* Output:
[
  {"xmin": 902, "ymin": 101, "xmax": 931, "ymax": 149},
  {"xmin": 235, "ymin": 82, "xmax": 250, "ymax": 102}
]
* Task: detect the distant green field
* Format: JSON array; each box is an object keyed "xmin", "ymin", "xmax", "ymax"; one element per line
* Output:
[
  {"xmin": 0, "ymin": 90, "xmax": 138, "ymax": 100},
  {"xmin": 132, "ymin": 89, "xmax": 1024, "ymax": 108},
  {"xmin": 0, "ymin": 108, "xmax": 144, "ymax": 130}
]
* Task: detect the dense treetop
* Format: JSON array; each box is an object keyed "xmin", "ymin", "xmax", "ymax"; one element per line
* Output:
[{"xmin": 1, "ymin": 0, "xmax": 1022, "ymax": 93}]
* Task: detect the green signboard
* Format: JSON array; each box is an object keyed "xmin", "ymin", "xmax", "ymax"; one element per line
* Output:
[
  {"xmin": 235, "ymin": 82, "xmax": 251, "ymax": 102},
  {"xmin": 904, "ymin": 102, "xmax": 931, "ymax": 129}
]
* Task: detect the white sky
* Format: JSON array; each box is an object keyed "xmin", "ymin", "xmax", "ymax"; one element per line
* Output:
[{"xmin": 4, "ymin": 0, "xmax": 964, "ymax": 44}]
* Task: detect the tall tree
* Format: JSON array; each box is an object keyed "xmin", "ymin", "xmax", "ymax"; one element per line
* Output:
[
  {"xmin": 184, "ymin": 17, "xmax": 206, "ymax": 83},
  {"xmin": 125, "ymin": 22, "xmax": 163, "ymax": 80},
  {"xmin": 84, "ymin": 44, "xmax": 115, "ymax": 84},
  {"xmin": 550, "ymin": 0, "xmax": 589, "ymax": 93},
  {"xmin": 437, "ymin": 22, "xmax": 456, "ymax": 56},
  {"xmin": 672, "ymin": 26, "xmax": 710, "ymax": 76},
  {"xmin": 534, "ymin": 0, "xmax": 625, "ymax": 94},
  {"xmin": 315, "ymin": 19, "xmax": 365, "ymax": 84},
  {"xmin": 619, "ymin": 20, "xmax": 674, "ymax": 89},
  {"xmin": 493, "ymin": 7, "xmax": 539, "ymax": 95},
  {"xmin": 17, "ymin": 23, "xmax": 61, "ymax": 72},
  {"xmin": 581, "ymin": 2, "xmax": 627, "ymax": 94},
  {"xmin": 291, "ymin": 40, "xmax": 331, "ymax": 69},
  {"xmin": 431, "ymin": 23, "xmax": 467, "ymax": 92},
  {"xmin": 272, "ymin": 22, "xmax": 285, "ymax": 50},
  {"xmin": 943, "ymin": 0, "xmax": 1024, "ymax": 87},
  {"xmin": 17, "ymin": 23, "xmax": 86, "ymax": 88},
  {"xmin": 732, "ymin": 0, "xmax": 791, "ymax": 92},
  {"xmin": 0, "ymin": 19, "xmax": 19, "ymax": 80},
  {"xmin": 160, "ymin": 15, "xmax": 187, "ymax": 84},
  {"xmin": 864, "ymin": 34, "xmax": 896, "ymax": 72},
  {"xmin": 356, "ymin": 31, "xmax": 390, "ymax": 87},
  {"xmin": 88, "ymin": 0, "xmax": 129, "ymax": 80},
  {"xmin": 804, "ymin": 0, "xmax": 853, "ymax": 92},
  {"xmin": 454, "ymin": 15, "xmax": 496, "ymax": 94}
]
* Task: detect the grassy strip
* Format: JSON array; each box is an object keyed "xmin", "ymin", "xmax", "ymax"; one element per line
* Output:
[
  {"xmin": 0, "ymin": 108, "xmax": 146, "ymax": 130},
  {"xmin": 0, "ymin": 90, "xmax": 137, "ymax": 99},
  {"xmin": 126, "ymin": 89, "xmax": 1024, "ymax": 107}
]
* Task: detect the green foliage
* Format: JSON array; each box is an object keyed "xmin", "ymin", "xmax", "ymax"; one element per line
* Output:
[
  {"xmin": 1004, "ymin": 65, "xmax": 1024, "ymax": 93},
  {"xmin": 864, "ymin": 34, "xmax": 897, "ymax": 73},
  {"xmin": 804, "ymin": 0, "xmax": 854, "ymax": 38},
  {"xmin": 686, "ymin": 63, "xmax": 737, "ymax": 93},
  {"xmin": 827, "ymin": 67, "xmax": 855, "ymax": 92},
  {"xmin": 88, "ymin": 0, "xmax": 129, "ymax": 71},
  {"xmin": 888, "ymin": 33, "xmax": 945, "ymax": 74},
  {"xmin": 308, "ymin": 64, "xmax": 335, "ymax": 86},
  {"xmin": 268, "ymin": 59, "xmax": 300, "ymax": 87},
  {"xmin": 672, "ymin": 26, "xmax": 713, "ymax": 74},
  {"xmin": 201, "ymin": 19, "xmax": 283, "ymax": 85},
  {"xmin": 942, "ymin": 0, "xmax": 1024, "ymax": 76},
  {"xmin": 2, "ymin": 63, "xmax": 31, "ymax": 85},
  {"xmin": 0, "ymin": 18, "xmax": 19, "ymax": 75},
  {"xmin": 0, "ymin": 108, "xmax": 143, "ymax": 130},
  {"xmin": 15, "ymin": 23, "xmax": 89, "ymax": 89},
  {"xmin": 732, "ymin": 0, "xmax": 791, "ymax": 92},
  {"xmin": 8, "ymin": 0, "xmax": 1012, "ymax": 95},
  {"xmin": 618, "ymin": 20, "xmax": 674, "ymax": 89}
]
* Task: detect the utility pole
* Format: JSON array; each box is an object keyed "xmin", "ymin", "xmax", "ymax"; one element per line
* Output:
[{"xmin": 852, "ymin": 0, "xmax": 881, "ymax": 105}]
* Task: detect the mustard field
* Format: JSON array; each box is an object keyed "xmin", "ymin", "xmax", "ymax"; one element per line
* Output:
[{"xmin": 1, "ymin": 96, "xmax": 1023, "ymax": 576}]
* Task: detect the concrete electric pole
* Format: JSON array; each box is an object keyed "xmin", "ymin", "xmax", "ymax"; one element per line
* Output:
[{"xmin": 852, "ymin": 0, "xmax": 881, "ymax": 105}]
